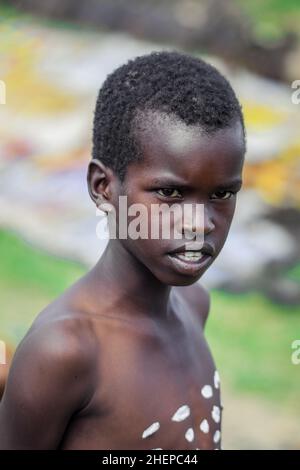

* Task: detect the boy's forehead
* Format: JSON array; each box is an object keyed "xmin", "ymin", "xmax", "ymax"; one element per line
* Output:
[
  {"xmin": 133, "ymin": 109, "xmax": 245, "ymax": 172},
  {"xmin": 134, "ymin": 109, "xmax": 205, "ymax": 156}
]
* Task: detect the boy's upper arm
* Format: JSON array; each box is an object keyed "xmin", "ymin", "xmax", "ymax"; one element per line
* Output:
[{"xmin": 0, "ymin": 319, "xmax": 95, "ymax": 449}]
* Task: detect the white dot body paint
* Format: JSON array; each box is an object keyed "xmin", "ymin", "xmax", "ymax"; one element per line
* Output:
[
  {"xmin": 214, "ymin": 370, "xmax": 220, "ymax": 389},
  {"xmin": 171, "ymin": 404, "xmax": 190, "ymax": 422},
  {"xmin": 201, "ymin": 385, "xmax": 213, "ymax": 399},
  {"xmin": 199, "ymin": 419, "xmax": 209, "ymax": 434},
  {"xmin": 213, "ymin": 430, "xmax": 221, "ymax": 444},
  {"xmin": 142, "ymin": 422, "xmax": 160, "ymax": 439},
  {"xmin": 185, "ymin": 428, "xmax": 195, "ymax": 442},
  {"xmin": 212, "ymin": 405, "xmax": 221, "ymax": 423}
]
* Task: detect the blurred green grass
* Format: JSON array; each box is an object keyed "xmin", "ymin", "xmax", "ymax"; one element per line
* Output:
[
  {"xmin": 0, "ymin": 229, "xmax": 299, "ymax": 412},
  {"xmin": 207, "ymin": 290, "xmax": 300, "ymax": 411},
  {"xmin": 0, "ymin": 230, "xmax": 85, "ymax": 344},
  {"xmin": 235, "ymin": 0, "xmax": 300, "ymax": 39}
]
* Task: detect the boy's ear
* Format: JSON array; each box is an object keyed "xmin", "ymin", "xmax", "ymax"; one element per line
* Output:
[{"xmin": 87, "ymin": 159, "xmax": 116, "ymax": 205}]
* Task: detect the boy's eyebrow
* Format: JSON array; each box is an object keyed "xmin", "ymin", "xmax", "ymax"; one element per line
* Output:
[
  {"xmin": 149, "ymin": 177, "xmax": 243, "ymax": 189},
  {"xmin": 149, "ymin": 177, "xmax": 191, "ymax": 187},
  {"xmin": 215, "ymin": 178, "xmax": 243, "ymax": 190}
]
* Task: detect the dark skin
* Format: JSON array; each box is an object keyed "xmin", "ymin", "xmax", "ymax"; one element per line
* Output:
[{"xmin": 0, "ymin": 111, "xmax": 244, "ymax": 450}]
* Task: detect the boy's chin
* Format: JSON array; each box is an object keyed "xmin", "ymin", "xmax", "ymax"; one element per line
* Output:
[
  {"xmin": 151, "ymin": 252, "xmax": 212, "ymax": 286},
  {"xmin": 164, "ymin": 273, "xmax": 203, "ymax": 287},
  {"xmin": 152, "ymin": 266, "xmax": 204, "ymax": 287}
]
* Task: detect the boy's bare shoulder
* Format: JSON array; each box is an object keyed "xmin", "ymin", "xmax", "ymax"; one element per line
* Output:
[
  {"xmin": 0, "ymin": 306, "xmax": 98, "ymax": 449},
  {"xmin": 26, "ymin": 303, "xmax": 99, "ymax": 375},
  {"xmin": 174, "ymin": 283, "xmax": 210, "ymax": 329},
  {"xmin": 10, "ymin": 278, "xmax": 101, "ymax": 391}
]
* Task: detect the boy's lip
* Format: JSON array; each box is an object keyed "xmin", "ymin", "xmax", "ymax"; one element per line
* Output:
[
  {"xmin": 167, "ymin": 241, "xmax": 215, "ymax": 257},
  {"xmin": 166, "ymin": 251, "xmax": 212, "ymax": 276}
]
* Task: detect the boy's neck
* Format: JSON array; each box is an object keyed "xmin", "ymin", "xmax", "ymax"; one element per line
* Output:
[{"xmin": 89, "ymin": 240, "xmax": 172, "ymax": 322}]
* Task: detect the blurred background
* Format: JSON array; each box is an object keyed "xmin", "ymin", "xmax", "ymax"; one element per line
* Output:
[{"xmin": 0, "ymin": 0, "xmax": 299, "ymax": 449}]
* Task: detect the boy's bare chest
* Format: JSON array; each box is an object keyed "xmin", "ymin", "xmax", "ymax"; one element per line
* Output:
[{"xmin": 61, "ymin": 311, "xmax": 222, "ymax": 450}]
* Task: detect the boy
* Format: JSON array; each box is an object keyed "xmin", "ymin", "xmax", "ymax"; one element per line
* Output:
[{"xmin": 0, "ymin": 51, "xmax": 245, "ymax": 450}]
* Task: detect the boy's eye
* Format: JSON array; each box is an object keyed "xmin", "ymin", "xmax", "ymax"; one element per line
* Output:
[
  {"xmin": 157, "ymin": 188, "xmax": 182, "ymax": 198},
  {"xmin": 211, "ymin": 190, "xmax": 234, "ymax": 200}
]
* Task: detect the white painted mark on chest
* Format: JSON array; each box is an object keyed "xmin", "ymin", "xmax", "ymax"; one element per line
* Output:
[
  {"xmin": 212, "ymin": 405, "xmax": 221, "ymax": 423},
  {"xmin": 201, "ymin": 385, "xmax": 213, "ymax": 398},
  {"xmin": 142, "ymin": 421, "xmax": 160, "ymax": 439},
  {"xmin": 199, "ymin": 419, "xmax": 209, "ymax": 434},
  {"xmin": 171, "ymin": 404, "xmax": 190, "ymax": 422},
  {"xmin": 213, "ymin": 430, "xmax": 221, "ymax": 444},
  {"xmin": 185, "ymin": 427, "xmax": 195, "ymax": 442},
  {"xmin": 214, "ymin": 370, "xmax": 220, "ymax": 389}
]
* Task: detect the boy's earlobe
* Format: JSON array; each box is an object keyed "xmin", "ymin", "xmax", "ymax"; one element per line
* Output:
[{"xmin": 96, "ymin": 195, "xmax": 114, "ymax": 214}]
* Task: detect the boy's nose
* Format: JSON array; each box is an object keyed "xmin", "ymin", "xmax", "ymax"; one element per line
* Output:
[{"xmin": 181, "ymin": 205, "xmax": 215, "ymax": 237}]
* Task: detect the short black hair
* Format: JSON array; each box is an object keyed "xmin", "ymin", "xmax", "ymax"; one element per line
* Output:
[{"xmin": 92, "ymin": 50, "xmax": 245, "ymax": 181}]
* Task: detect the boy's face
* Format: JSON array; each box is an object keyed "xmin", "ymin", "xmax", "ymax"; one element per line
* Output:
[{"xmin": 113, "ymin": 110, "xmax": 245, "ymax": 286}]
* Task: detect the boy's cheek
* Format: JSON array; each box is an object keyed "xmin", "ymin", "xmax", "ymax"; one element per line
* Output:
[
  {"xmin": 214, "ymin": 223, "xmax": 235, "ymax": 256},
  {"xmin": 215, "ymin": 202, "xmax": 237, "ymax": 229}
]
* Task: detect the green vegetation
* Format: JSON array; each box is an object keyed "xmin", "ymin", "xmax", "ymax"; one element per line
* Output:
[
  {"xmin": 235, "ymin": 0, "xmax": 300, "ymax": 39},
  {"xmin": 0, "ymin": 230, "xmax": 85, "ymax": 297},
  {"xmin": 286, "ymin": 263, "xmax": 300, "ymax": 282},
  {"xmin": 0, "ymin": 230, "xmax": 85, "ymax": 343},
  {"xmin": 206, "ymin": 289, "xmax": 300, "ymax": 411}
]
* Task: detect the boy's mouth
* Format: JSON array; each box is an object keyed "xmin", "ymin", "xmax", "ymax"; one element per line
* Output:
[
  {"xmin": 174, "ymin": 251, "xmax": 205, "ymax": 262},
  {"xmin": 166, "ymin": 242, "xmax": 214, "ymax": 275},
  {"xmin": 168, "ymin": 241, "xmax": 214, "ymax": 257}
]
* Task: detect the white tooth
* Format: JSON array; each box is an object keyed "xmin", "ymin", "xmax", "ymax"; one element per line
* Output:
[
  {"xmin": 177, "ymin": 251, "xmax": 204, "ymax": 261},
  {"xmin": 178, "ymin": 254, "xmax": 202, "ymax": 261}
]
